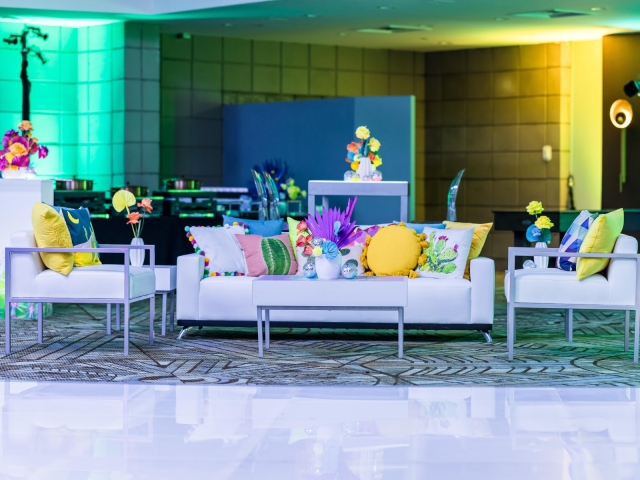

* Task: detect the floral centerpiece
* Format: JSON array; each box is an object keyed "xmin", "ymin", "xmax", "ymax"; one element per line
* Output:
[
  {"xmin": 112, "ymin": 189, "xmax": 153, "ymax": 266},
  {"xmin": 0, "ymin": 121, "xmax": 48, "ymax": 178},
  {"xmin": 525, "ymin": 200, "xmax": 554, "ymax": 268},
  {"xmin": 344, "ymin": 126, "xmax": 382, "ymax": 182},
  {"xmin": 297, "ymin": 197, "xmax": 358, "ymax": 279}
]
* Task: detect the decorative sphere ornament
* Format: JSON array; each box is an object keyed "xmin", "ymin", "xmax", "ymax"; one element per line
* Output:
[
  {"xmin": 350, "ymin": 173, "xmax": 360, "ymax": 182},
  {"xmin": 303, "ymin": 261, "xmax": 317, "ymax": 278},
  {"xmin": 311, "ymin": 237, "xmax": 324, "ymax": 247},
  {"xmin": 341, "ymin": 261, "xmax": 358, "ymax": 279},
  {"xmin": 344, "ymin": 170, "xmax": 355, "ymax": 181},
  {"xmin": 523, "ymin": 260, "xmax": 536, "ymax": 269},
  {"xmin": 371, "ymin": 170, "xmax": 383, "ymax": 181},
  {"xmin": 361, "ymin": 174, "xmax": 373, "ymax": 182}
]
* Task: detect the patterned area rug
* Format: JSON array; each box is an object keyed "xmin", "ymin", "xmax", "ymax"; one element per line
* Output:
[{"xmin": 0, "ymin": 286, "xmax": 638, "ymax": 386}]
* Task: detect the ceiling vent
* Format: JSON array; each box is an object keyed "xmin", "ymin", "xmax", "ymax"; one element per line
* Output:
[
  {"xmin": 356, "ymin": 25, "xmax": 432, "ymax": 34},
  {"xmin": 512, "ymin": 9, "xmax": 593, "ymax": 19}
]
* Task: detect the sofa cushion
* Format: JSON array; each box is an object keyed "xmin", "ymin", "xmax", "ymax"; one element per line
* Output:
[
  {"xmin": 187, "ymin": 225, "xmax": 247, "ymax": 277},
  {"xmin": 444, "ymin": 221, "xmax": 492, "ymax": 279},
  {"xmin": 577, "ymin": 208, "xmax": 624, "ymax": 280},
  {"xmin": 31, "ymin": 203, "xmax": 74, "ymax": 275},
  {"xmin": 223, "ymin": 215, "xmax": 283, "ymax": 237},
  {"xmin": 53, "ymin": 206, "xmax": 102, "ymax": 267},
  {"xmin": 235, "ymin": 233, "xmax": 297, "ymax": 276},
  {"xmin": 366, "ymin": 224, "xmax": 425, "ymax": 277},
  {"xmin": 418, "ymin": 227, "xmax": 474, "ymax": 279},
  {"xmin": 504, "ymin": 269, "xmax": 609, "ymax": 305},
  {"xmin": 34, "ymin": 265, "xmax": 155, "ymax": 300},
  {"xmin": 556, "ymin": 210, "xmax": 594, "ymax": 271}
]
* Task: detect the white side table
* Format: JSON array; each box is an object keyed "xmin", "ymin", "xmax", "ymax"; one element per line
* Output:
[{"xmin": 107, "ymin": 265, "xmax": 176, "ymax": 336}]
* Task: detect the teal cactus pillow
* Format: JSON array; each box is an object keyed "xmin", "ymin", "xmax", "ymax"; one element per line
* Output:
[
  {"xmin": 417, "ymin": 226, "xmax": 474, "ymax": 279},
  {"xmin": 235, "ymin": 233, "xmax": 298, "ymax": 276}
]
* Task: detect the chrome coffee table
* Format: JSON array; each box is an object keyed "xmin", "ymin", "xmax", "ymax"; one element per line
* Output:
[{"xmin": 252, "ymin": 276, "xmax": 408, "ymax": 358}]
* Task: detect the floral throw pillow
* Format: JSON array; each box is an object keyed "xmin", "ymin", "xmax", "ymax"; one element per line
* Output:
[
  {"xmin": 235, "ymin": 233, "xmax": 298, "ymax": 276},
  {"xmin": 416, "ymin": 227, "xmax": 474, "ymax": 279}
]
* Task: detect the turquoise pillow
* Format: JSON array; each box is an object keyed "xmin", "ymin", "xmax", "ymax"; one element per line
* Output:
[
  {"xmin": 222, "ymin": 215, "xmax": 283, "ymax": 237},
  {"xmin": 401, "ymin": 222, "xmax": 446, "ymax": 233},
  {"xmin": 52, "ymin": 206, "xmax": 101, "ymax": 266}
]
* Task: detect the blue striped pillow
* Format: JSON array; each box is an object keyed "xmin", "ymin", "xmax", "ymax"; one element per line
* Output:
[{"xmin": 556, "ymin": 210, "xmax": 595, "ymax": 271}]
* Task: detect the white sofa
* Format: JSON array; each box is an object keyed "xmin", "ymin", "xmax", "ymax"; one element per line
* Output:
[{"xmin": 176, "ymin": 254, "xmax": 496, "ymax": 340}]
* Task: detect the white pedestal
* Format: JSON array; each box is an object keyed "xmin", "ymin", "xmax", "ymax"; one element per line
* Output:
[
  {"xmin": 0, "ymin": 179, "xmax": 53, "ymax": 256},
  {"xmin": 0, "ymin": 179, "xmax": 54, "ymax": 319}
]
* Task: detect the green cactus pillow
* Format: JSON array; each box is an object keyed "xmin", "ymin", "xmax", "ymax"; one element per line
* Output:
[
  {"xmin": 235, "ymin": 233, "xmax": 298, "ymax": 276},
  {"xmin": 417, "ymin": 227, "xmax": 474, "ymax": 279}
]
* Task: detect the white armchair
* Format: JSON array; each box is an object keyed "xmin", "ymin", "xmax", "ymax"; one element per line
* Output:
[
  {"xmin": 505, "ymin": 234, "xmax": 640, "ymax": 362},
  {"xmin": 4, "ymin": 230, "xmax": 157, "ymax": 355}
]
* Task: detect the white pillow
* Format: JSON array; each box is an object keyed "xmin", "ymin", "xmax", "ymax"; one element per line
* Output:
[
  {"xmin": 340, "ymin": 244, "xmax": 365, "ymax": 275},
  {"xmin": 189, "ymin": 225, "xmax": 247, "ymax": 276},
  {"xmin": 417, "ymin": 226, "xmax": 474, "ymax": 279}
]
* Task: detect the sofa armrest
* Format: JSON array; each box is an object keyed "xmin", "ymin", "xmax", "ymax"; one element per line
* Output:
[
  {"xmin": 470, "ymin": 257, "xmax": 495, "ymax": 324},
  {"xmin": 177, "ymin": 254, "xmax": 204, "ymax": 321}
]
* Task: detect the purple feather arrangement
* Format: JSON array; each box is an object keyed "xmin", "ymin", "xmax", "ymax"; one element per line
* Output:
[{"xmin": 306, "ymin": 197, "xmax": 358, "ymax": 250}]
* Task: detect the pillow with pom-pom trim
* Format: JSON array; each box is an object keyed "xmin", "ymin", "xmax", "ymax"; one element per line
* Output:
[
  {"xmin": 363, "ymin": 223, "xmax": 427, "ymax": 278},
  {"xmin": 417, "ymin": 227, "xmax": 474, "ymax": 279}
]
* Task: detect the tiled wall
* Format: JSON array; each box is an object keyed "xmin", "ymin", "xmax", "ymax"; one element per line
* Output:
[
  {"xmin": 423, "ymin": 44, "xmax": 572, "ymax": 268},
  {"xmin": 0, "ymin": 22, "xmax": 78, "ymax": 179},
  {"xmin": 160, "ymin": 35, "xmax": 426, "ymax": 186}
]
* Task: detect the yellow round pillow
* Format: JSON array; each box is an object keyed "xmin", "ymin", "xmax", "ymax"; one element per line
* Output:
[{"xmin": 363, "ymin": 224, "xmax": 427, "ymax": 278}]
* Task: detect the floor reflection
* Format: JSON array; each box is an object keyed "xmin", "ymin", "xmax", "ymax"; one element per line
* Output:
[{"xmin": 0, "ymin": 382, "xmax": 638, "ymax": 479}]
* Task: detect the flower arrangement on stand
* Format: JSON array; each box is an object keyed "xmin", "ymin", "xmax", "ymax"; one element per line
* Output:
[
  {"xmin": 525, "ymin": 201, "xmax": 554, "ymax": 269},
  {"xmin": 297, "ymin": 197, "xmax": 358, "ymax": 279},
  {"xmin": 344, "ymin": 126, "xmax": 382, "ymax": 182},
  {"xmin": 0, "ymin": 121, "xmax": 48, "ymax": 179},
  {"xmin": 112, "ymin": 189, "xmax": 153, "ymax": 267}
]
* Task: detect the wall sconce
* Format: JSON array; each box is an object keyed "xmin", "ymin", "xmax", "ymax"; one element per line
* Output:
[
  {"xmin": 610, "ymin": 99, "xmax": 633, "ymax": 192},
  {"xmin": 542, "ymin": 145, "xmax": 552, "ymax": 162}
]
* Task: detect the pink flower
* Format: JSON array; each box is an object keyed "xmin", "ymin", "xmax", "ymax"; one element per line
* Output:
[
  {"xmin": 346, "ymin": 142, "xmax": 360, "ymax": 153},
  {"xmin": 137, "ymin": 197, "xmax": 153, "ymax": 213},
  {"xmin": 17, "ymin": 120, "xmax": 32, "ymax": 132},
  {"xmin": 297, "ymin": 219, "xmax": 308, "ymax": 232},
  {"xmin": 296, "ymin": 236, "xmax": 307, "ymax": 247},
  {"xmin": 37, "ymin": 145, "xmax": 48, "ymax": 158},
  {"xmin": 127, "ymin": 212, "xmax": 141, "ymax": 224},
  {"xmin": 303, "ymin": 244, "xmax": 313, "ymax": 256}
]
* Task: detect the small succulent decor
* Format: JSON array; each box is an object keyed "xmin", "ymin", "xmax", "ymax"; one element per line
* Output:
[
  {"xmin": 420, "ymin": 231, "xmax": 459, "ymax": 275},
  {"xmin": 525, "ymin": 201, "xmax": 554, "ymax": 243}
]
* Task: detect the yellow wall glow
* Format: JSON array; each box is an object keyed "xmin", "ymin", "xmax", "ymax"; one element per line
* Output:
[{"xmin": 570, "ymin": 39, "xmax": 603, "ymax": 210}]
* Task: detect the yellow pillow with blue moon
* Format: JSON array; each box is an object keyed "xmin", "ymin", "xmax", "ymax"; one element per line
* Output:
[{"xmin": 53, "ymin": 206, "xmax": 102, "ymax": 267}]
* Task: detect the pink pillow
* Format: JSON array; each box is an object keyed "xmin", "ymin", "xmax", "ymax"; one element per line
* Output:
[{"xmin": 235, "ymin": 233, "xmax": 298, "ymax": 276}]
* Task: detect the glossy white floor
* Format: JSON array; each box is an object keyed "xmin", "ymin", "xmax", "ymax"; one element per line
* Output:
[{"xmin": 0, "ymin": 381, "xmax": 637, "ymax": 479}]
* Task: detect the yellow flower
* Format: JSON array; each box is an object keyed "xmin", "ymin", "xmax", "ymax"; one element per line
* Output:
[
  {"xmin": 351, "ymin": 161, "xmax": 360, "ymax": 171},
  {"xmin": 312, "ymin": 246, "xmax": 322, "ymax": 257},
  {"xmin": 17, "ymin": 120, "xmax": 33, "ymax": 131},
  {"xmin": 372, "ymin": 156, "xmax": 382, "ymax": 168},
  {"xmin": 534, "ymin": 215, "xmax": 554, "ymax": 230},
  {"xmin": 368, "ymin": 137, "xmax": 381, "ymax": 152},
  {"xmin": 5, "ymin": 142, "xmax": 28, "ymax": 161},
  {"xmin": 112, "ymin": 189, "xmax": 137, "ymax": 213},
  {"xmin": 526, "ymin": 201, "xmax": 544, "ymax": 216},
  {"xmin": 355, "ymin": 126, "xmax": 370, "ymax": 139}
]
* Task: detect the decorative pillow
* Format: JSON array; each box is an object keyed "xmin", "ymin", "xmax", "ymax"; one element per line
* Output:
[
  {"xmin": 235, "ymin": 233, "xmax": 298, "ymax": 277},
  {"xmin": 417, "ymin": 227, "xmax": 474, "ymax": 279},
  {"xmin": 576, "ymin": 209, "xmax": 624, "ymax": 281},
  {"xmin": 556, "ymin": 210, "xmax": 595, "ymax": 271},
  {"xmin": 340, "ymin": 243, "xmax": 365, "ymax": 275},
  {"xmin": 223, "ymin": 215, "xmax": 283, "ymax": 237},
  {"xmin": 364, "ymin": 224, "xmax": 427, "ymax": 278},
  {"xmin": 31, "ymin": 203, "xmax": 74, "ymax": 275},
  {"xmin": 186, "ymin": 225, "xmax": 247, "ymax": 278},
  {"xmin": 53, "ymin": 206, "xmax": 101, "ymax": 267},
  {"xmin": 443, "ymin": 221, "xmax": 492, "ymax": 279},
  {"xmin": 396, "ymin": 222, "xmax": 446, "ymax": 233}
]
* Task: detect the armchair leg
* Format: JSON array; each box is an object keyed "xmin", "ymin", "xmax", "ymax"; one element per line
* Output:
[
  {"xmin": 625, "ymin": 311, "xmax": 630, "ymax": 352},
  {"xmin": 106, "ymin": 304, "xmax": 112, "ymax": 335},
  {"xmin": 37, "ymin": 303, "xmax": 43, "ymax": 344},
  {"xmin": 635, "ymin": 310, "xmax": 639, "ymax": 364},
  {"xmin": 566, "ymin": 309, "xmax": 573, "ymax": 343},
  {"xmin": 507, "ymin": 304, "xmax": 515, "ymax": 361},
  {"xmin": 116, "ymin": 304, "xmax": 121, "ymax": 331},
  {"xmin": 149, "ymin": 296, "xmax": 155, "ymax": 346},
  {"xmin": 124, "ymin": 302, "xmax": 130, "ymax": 355},
  {"xmin": 4, "ymin": 299, "xmax": 10, "ymax": 354},
  {"xmin": 169, "ymin": 291, "xmax": 175, "ymax": 332}
]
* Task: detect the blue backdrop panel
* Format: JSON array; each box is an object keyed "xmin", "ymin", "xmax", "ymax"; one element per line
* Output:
[{"xmin": 223, "ymin": 96, "xmax": 414, "ymax": 224}]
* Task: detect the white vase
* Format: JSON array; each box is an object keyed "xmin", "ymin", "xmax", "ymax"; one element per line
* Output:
[
  {"xmin": 533, "ymin": 242, "xmax": 549, "ymax": 269},
  {"xmin": 130, "ymin": 237, "xmax": 145, "ymax": 267},
  {"xmin": 315, "ymin": 254, "xmax": 342, "ymax": 280},
  {"xmin": 1, "ymin": 167, "xmax": 29, "ymax": 179},
  {"xmin": 356, "ymin": 156, "xmax": 372, "ymax": 179}
]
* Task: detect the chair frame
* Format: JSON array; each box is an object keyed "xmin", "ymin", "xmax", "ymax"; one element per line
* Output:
[
  {"xmin": 4, "ymin": 244, "xmax": 155, "ymax": 355},
  {"xmin": 262, "ymin": 171, "xmax": 282, "ymax": 220},
  {"xmin": 251, "ymin": 170, "xmax": 269, "ymax": 221},
  {"xmin": 507, "ymin": 247, "xmax": 640, "ymax": 362}
]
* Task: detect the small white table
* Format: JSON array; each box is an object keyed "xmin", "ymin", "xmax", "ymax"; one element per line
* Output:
[
  {"xmin": 252, "ymin": 276, "xmax": 408, "ymax": 358},
  {"xmin": 108, "ymin": 265, "xmax": 176, "ymax": 336},
  {"xmin": 307, "ymin": 180, "xmax": 409, "ymax": 222}
]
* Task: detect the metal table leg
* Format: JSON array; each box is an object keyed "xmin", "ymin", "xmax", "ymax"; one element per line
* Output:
[
  {"xmin": 398, "ymin": 307, "xmax": 404, "ymax": 359},
  {"xmin": 106, "ymin": 303, "xmax": 112, "ymax": 335},
  {"xmin": 169, "ymin": 290, "xmax": 175, "ymax": 332},
  {"xmin": 161, "ymin": 292, "xmax": 167, "ymax": 336},
  {"xmin": 116, "ymin": 304, "xmax": 121, "ymax": 331},
  {"xmin": 257, "ymin": 307, "xmax": 264, "ymax": 357},
  {"xmin": 265, "ymin": 309, "xmax": 270, "ymax": 349}
]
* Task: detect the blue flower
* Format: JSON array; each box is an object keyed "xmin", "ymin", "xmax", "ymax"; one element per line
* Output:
[{"xmin": 322, "ymin": 241, "xmax": 339, "ymax": 260}]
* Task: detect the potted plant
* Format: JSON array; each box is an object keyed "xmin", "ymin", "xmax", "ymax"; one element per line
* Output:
[
  {"xmin": 0, "ymin": 121, "xmax": 48, "ymax": 179},
  {"xmin": 525, "ymin": 201, "xmax": 554, "ymax": 268},
  {"xmin": 112, "ymin": 189, "xmax": 153, "ymax": 267}
]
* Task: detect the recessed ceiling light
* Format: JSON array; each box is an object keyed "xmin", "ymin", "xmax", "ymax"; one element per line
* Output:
[
  {"xmin": 339, "ymin": 32, "xmax": 347, "ymax": 36},
  {"xmin": 590, "ymin": 6, "xmax": 603, "ymax": 11},
  {"xmin": 439, "ymin": 41, "xmax": 452, "ymax": 45},
  {"xmin": 224, "ymin": 23, "xmax": 233, "ymax": 27},
  {"xmin": 306, "ymin": 14, "xmax": 318, "ymax": 18},
  {"xmin": 377, "ymin": 6, "xmax": 393, "ymax": 9},
  {"xmin": 495, "ymin": 17, "xmax": 509, "ymax": 21}
]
